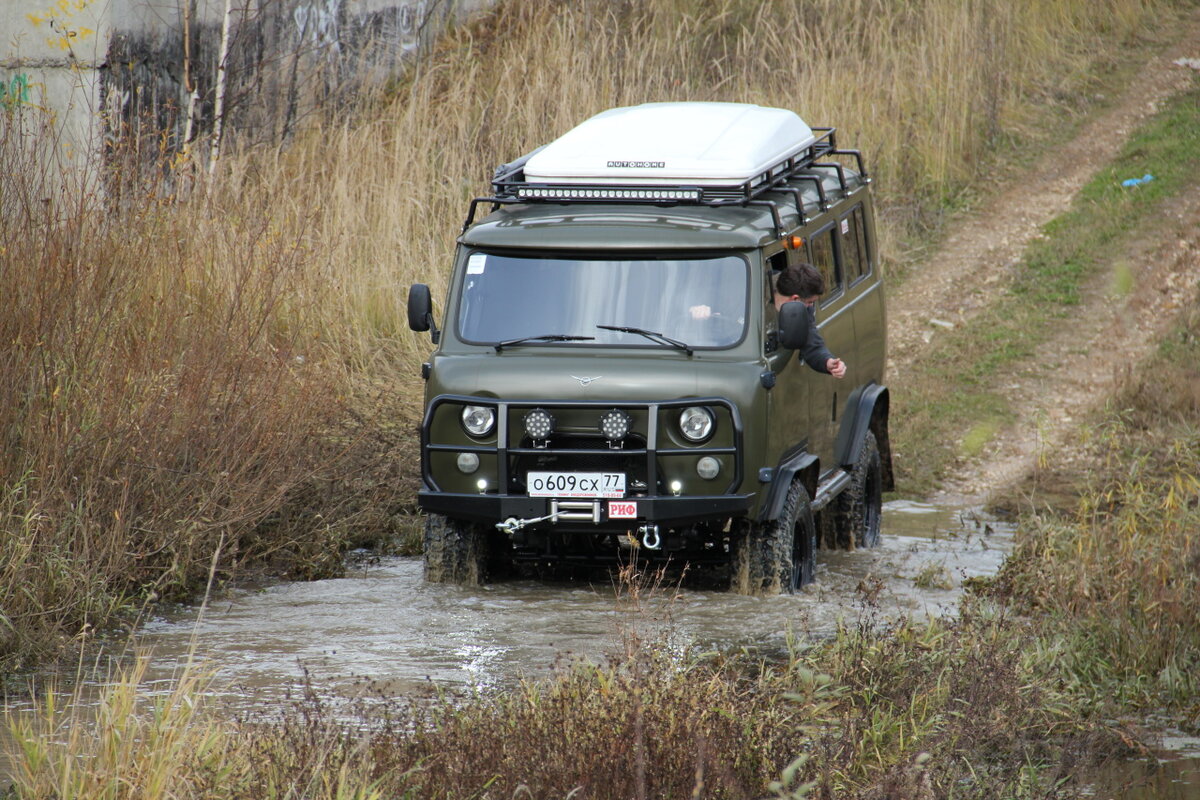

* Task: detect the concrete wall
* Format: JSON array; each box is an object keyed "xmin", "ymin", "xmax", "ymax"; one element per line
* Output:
[
  {"xmin": 1, "ymin": 0, "xmax": 487, "ymax": 189},
  {"xmin": 2, "ymin": 0, "xmax": 112, "ymax": 189}
]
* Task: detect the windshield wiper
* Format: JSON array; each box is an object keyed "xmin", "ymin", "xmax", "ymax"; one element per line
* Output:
[
  {"xmin": 494, "ymin": 334, "xmax": 596, "ymax": 352},
  {"xmin": 596, "ymin": 324, "xmax": 694, "ymax": 356}
]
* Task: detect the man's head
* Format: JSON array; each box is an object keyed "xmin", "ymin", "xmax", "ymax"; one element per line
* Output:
[{"xmin": 773, "ymin": 262, "xmax": 825, "ymax": 311}]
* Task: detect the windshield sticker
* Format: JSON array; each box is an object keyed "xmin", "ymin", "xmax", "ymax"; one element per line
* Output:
[
  {"xmin": 841, "ymin": 218, "xmax": 850, "ymax": 236},
  {"xmin": 467, "ymin": 254, "xmax": 487, "ymax": 274}
]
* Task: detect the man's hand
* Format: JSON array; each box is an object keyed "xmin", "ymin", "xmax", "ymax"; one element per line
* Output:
[{"xmin": 826, "ymin": 358, "xmax": 846, "ymax": 379}]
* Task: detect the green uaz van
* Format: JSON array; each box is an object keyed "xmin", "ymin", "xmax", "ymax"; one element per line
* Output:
[{"xmin": 408, "ymin": 102, "xmax": 892, "ymax": 594}]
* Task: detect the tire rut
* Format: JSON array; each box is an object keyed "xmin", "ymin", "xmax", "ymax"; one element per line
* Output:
[{"xmin": 887, "ymin": 11, "xmax": 1200, "ymax": 506}]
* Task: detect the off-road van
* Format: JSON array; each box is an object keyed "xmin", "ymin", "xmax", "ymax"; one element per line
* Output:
[{"xmin": 407, "ymin": 102, "xmax": 893, "ymax": 594}]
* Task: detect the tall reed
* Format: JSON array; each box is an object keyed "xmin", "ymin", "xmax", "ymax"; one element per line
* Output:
[
  {"xmin": 0, "ymin": 119, "xmax": 347, "ymax": 669},
  {"xmin": 233, "ymin": 0, "xmax": 1177, "ymax": 369}
]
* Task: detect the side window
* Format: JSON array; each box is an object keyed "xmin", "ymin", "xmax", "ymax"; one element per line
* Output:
[
  {"xmin": 844, "ymin": 205, "xmax": 873, "ymax": 286},
  {"xmin": 766, "ymin": 250, "xmax": 788, "ymax": 277},
  {"xmin": 806, "ymin": 226, "xmax": 841, "ymax": 305},
  {"xmin": 763, "ymin": 263, "xmax": 781, "ymax": 353},
  {"xmin": 765, "ymin": 250, "xmax": 787, "ymax": 310},
  {"xmin": 839, "ymin": 209, "xmax": 864, "ymax": 284}
]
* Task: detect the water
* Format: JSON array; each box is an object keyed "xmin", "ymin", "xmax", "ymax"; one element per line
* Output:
[
  {"xmin": 133, "ymin": 501, "xmax": 1011, "ymax": 702},
  {"xmin": 6, "ymin": 501, "xmax": 1198, "ymax": 797},
  {"xmin": 1079, "ymin": 734, "xmax": 1200, "ymax": 799}
]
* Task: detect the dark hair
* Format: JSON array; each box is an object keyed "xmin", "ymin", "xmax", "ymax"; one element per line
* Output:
[{"xmin": 775, "ymin": 262, "xmax": 825, "ymax": 299}]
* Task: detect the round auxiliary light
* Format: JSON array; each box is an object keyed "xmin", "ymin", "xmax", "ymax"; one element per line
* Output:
[
  {"xmin": 523, "ymin": 408, "xmax": 555, "ymax": 440},
  {"xmin": 599, "ymin": 409, "xmax": 633, "ymax": 442},
  {"xmin": 461, "ymin": 405, "xmax": 496, "ymax": 437},
  {"xmin": 457, "ymin": 453, "xmax": 480, "ymax": 474},
  {"xmin": 696, "ymin": 456, "xmax": 721, "ymax": 480},
  {"xmin": 679, "ymin": 406, "xmax": 715, "ymax": 443}
]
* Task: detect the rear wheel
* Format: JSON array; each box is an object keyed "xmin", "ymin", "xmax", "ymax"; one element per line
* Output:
[
  {"xmin": 731, "ymin": 479, "xmax": 816, "ymax": 595},
  {"xmin": 424, "ymin": 514, "xmax": 491, "ymax": 585},
  {"xmin": 833, "ymin": 431, "xmax": 883, "ymax": 549}
]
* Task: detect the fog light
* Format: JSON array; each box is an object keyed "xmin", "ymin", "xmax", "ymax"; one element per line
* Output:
[
  {"xmin": 669, "ymin": 480, "xmax": 683, "ymax": 496},
  {"xmin": 599, "ymin": 409, "xmax": 633, "ymax": 443},
  {"xmin": 476, "ymin": 478, "xmax": 488, "ymax": 493},
  {"xmin": 523, "ymin": 408, "xmax": 555, "ymax": 441},
  {"xmin": 457, "ymin": 452, "xmax": 480, "ymax": 474},
  {"xmin": 696, "ymin": 456, "xmax": 720, "ymax": 480}
]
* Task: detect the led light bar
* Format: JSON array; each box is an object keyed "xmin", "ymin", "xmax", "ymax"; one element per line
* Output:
[{"xmin": 515, "ymin": 187, "xmax": 702, "ymax": 201}]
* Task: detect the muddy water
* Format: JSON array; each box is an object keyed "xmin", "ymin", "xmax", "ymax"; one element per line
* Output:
[
  {"xmin": 134, "ymin": 501, "xmax": 1011, "ymax": 703},
  {"xmin": 1081, "ymin": 734, "xmax": 1200, "ymax": 799}
]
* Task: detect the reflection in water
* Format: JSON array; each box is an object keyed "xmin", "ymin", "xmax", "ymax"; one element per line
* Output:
[
  {"xmin": 1081, "ymin": 735, "xmax": 1200, "ymax": 799},
  {"xmin": 135, "ymin": 501, "xmax": 1012, "ymax": 702}
]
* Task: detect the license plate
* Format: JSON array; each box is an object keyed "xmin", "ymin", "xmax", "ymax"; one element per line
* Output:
[{"xmin": 527, "ymin": 471, "xmax": 625, "ymax": 498}]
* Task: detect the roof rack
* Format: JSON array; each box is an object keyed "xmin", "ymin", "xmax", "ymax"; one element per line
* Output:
[{"xmin": 463, "ymin": 127, "xmax": 869, "ymax": 237}]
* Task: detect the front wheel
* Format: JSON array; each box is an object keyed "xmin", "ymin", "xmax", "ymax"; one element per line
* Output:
[
  {"xmin": 424, "ymin": 514, "xmax": 491, "ymax": 585},
  {"xmin": 731, "ymin": 479, "xmax": 817, "ymax": 595}
]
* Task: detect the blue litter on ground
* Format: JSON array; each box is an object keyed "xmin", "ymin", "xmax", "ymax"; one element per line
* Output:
[{"xmin": 1122, "ymin": 173, "xmax": 1155, "ymax": 187}]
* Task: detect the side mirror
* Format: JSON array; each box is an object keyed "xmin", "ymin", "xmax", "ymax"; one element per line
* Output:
[
  {"xmin": 777, "ymin": 301, "xmax": 811, "ymax": 352},
  {"xmin": 407, "ymin": 283, "xmax": 441, "ymax": 343}
]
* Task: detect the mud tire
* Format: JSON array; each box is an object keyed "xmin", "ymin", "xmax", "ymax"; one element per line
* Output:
[
  {"xmin": 832, "ymin": 431, "xmax": 883, "ymax": 550},
  {"xmin": 423, "ymin": 514, "xmax": 490, "ymax": 585},
  {"xmin": 731, "ymin": 480, "xmax": 817, "ymax": 595}
]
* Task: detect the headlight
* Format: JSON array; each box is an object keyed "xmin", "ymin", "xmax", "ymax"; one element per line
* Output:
[
  {"xmin": 461, "ymin": 405, "xmax": 496, "ymax": 437},
  {"xmin": 678, "ymin": 406, "xmax": 714, "ymax": 442}
]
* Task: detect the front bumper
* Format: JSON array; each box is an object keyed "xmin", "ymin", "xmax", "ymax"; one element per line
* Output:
[{"xmin": 418, "ymin": 489, "xmax": 755, "ymax": 528}]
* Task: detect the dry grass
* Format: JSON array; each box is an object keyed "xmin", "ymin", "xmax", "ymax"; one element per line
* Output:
[
  {"xmin": 0, "ymin": 0, "xmax": 1186, "ymax": 671},
  {"xmin": 236, "ymin": 0, "xmax": 1179, "ymax": 368},
  {"xmin": 0, "ymin": 123, "xmax": 351, "ymax": 669}
]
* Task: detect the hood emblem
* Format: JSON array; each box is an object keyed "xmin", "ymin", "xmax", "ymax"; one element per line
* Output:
[{"xmin": 571, "ymin": 375, "xmax": 602, "ymax": 387}]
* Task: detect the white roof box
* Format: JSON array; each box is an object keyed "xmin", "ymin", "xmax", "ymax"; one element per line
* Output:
[{"xmin": 523, "ymin": 102, "xmax": 816, "ymax": 187}]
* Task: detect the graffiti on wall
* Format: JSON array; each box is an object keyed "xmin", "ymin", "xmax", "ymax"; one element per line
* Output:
[
  {"xmin": 294, "ymin": 0, "xmax": 343, "ymax": 54},
  {"xmin": 293, "ymin": 0, "xmax": 433, "ymax": 57},
  {"xmin": 1, "ymin": 73, "xmax": 47, "ymax": 111},
  {"xmin": 25, "ymin": 0, "xmax": 97, "ymax": 52}
]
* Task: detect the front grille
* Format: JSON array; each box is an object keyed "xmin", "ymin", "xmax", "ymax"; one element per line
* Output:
[
  {"xmin": 509, "ymin": 433, "xmax": 652, "ymax": 493},
  {"xmin": 421, "ymin": 395, "xmax": 743, "ymax": 497}
]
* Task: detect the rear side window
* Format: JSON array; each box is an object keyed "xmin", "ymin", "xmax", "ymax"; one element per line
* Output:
[
  {"xmin": 839, "ymin": 205, "xmax": 871, "ymax": 286},
  {"xmin": 807, "ymin": 227, "xmax": 841, "ymax": 304}
]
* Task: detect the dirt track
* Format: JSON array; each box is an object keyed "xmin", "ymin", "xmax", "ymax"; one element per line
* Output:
[{"xmin": 886, "ymin": 12, "xmax": 1200, "ymax": 507}]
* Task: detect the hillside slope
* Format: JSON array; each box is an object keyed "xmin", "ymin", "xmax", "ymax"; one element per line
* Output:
[{"xmin": 885, "ymin": 10, "xmax": 1200, "ymax": 507}]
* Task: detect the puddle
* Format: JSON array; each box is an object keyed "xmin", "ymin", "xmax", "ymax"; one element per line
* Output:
[
  {"xmin": 1078, "ymin": 733, "xmax": 1200, "ymax": 799},
  {"xmin": 124, "ymin": 501, "xmax": 1011, "ymax": 703}
]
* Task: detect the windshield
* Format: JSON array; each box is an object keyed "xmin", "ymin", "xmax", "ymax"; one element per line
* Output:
[{"xmin": 457, "ymin": 252, "xmax": 749, "ymax": 348}]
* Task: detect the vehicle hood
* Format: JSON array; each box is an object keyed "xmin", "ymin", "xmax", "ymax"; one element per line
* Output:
[{"xmin": 427, "ymin": 351, "xmax": 762, "ymax": 405}]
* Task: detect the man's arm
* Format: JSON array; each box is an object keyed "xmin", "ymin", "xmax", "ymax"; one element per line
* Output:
[
  {"xmin": 799, "ymin": 308, "xmax": 847, "ymax": 378},
  {"xmin": 800, "ymin": 309, "xmax": 835, "ymax": 372}
]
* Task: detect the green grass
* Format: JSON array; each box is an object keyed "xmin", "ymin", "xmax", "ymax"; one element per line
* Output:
[
  {"xmin": 992, "ymin": 307, "xmax": 1200, "ymax": 711},
  {"xmin": 890, "ymin": 81, "xmax": 1200, "ymax": 496}
]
